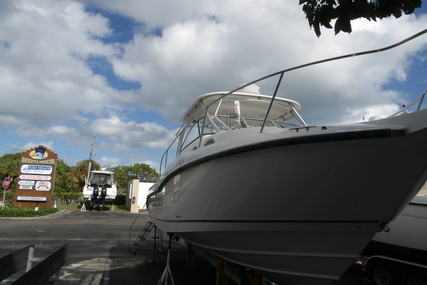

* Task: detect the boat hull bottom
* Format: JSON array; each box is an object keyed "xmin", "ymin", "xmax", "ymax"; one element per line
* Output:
[{"xmin": 150, "ymin": 219, "xmax": 382, "ymax": 285}]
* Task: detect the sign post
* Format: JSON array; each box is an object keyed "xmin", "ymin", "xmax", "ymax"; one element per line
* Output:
[{"xmin": 2, "ymin": 177, "xmax": 10, "ymax": 210}]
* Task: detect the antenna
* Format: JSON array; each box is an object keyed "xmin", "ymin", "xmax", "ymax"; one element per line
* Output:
[{"xmin": 86, "ymin": 134, "xmax": 98, "ymax": 182}]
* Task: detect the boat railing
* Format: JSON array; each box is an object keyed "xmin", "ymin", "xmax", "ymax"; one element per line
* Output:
[
  {"xmin": 159, "ymin": 134, "xmax": 180, "ymax": 174},
  {"xmin": 389, "ymin": 88, "xmax": 427, "ymax": 117},
  {"xmin": 158, "ymin": 28, "xmax": 427, "ymax": 175}
]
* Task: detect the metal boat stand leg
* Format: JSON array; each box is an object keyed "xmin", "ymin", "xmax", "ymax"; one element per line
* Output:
[
  {"xmin": 145, "ymin": 226, "xmax": 161, "ymax": 264},
  {"xmin": 156, "ymin": 233, "xmax": 176, "ymax": 285}
]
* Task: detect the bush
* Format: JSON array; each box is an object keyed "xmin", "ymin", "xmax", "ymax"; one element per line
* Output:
[
  {"xmin": 113, "ymin": 194, "xmax": 126, "ymax": 205},
  {"xmin": 0, "ymin": 207, "xmax": 58, "ymax": 217},
  {"xmin": 53, "ymin": 192, "xmax": 83, "ymax": 206},
  {"xmin": 1, "ymin": 191, "xmax": 15, "ymax": 207}
]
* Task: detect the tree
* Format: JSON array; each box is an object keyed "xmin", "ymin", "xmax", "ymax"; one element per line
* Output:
[
  {"xmin": 300, "ymin": 0, "xmax": 422, "ymax": 37},
  {"xmin": 54, "ymin": 159, "xmax": 72, "ymax": 193},
  {"xmin": 69, "ymin": 159, "xmax": 101, "ymax": 192},
  {"xmin": 0, "ymin": 153, "xmax": 21, "ymax": 189},
  {"xmin": 111, "ymin": 163, "xmax": 159, "ymax": 190}
]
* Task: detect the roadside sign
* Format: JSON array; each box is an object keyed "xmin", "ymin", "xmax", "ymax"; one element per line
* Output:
[{"xmin": 3, "ymin": 177, "xmax": 10, "ymax": 190}]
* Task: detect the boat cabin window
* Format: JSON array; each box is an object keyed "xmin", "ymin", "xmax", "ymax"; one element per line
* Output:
[
  {"xmin": 243, "ymin": 118, "xmax": 275, "ymax": 128},
  {"xmin": 181, "ymin": 117, "xmax": 218, "ymax": 152},
  {"xmin": 275, "ymin": 117, "xmax": 306, "ymax": 128},
  {"xmin": 214, "ymin": 116, "xmax": 243, "ymax": 129},
  {"xmin": 90, "ymin": 174, "xmax": 112, "ymax": 187}
]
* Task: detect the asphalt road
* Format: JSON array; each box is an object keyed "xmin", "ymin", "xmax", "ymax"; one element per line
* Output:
[{"xmin": 0, "ymin": 210, "xmax": 371, "ymax": 285}]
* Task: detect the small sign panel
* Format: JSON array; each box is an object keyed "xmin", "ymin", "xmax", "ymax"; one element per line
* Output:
[
  {"xmin": 20, "ymin": 164, "xmax": 53, "ymax": 175},
  {"xmin": 19, "ymin": 186, "xmax": 33, "ymax": 190},
  {"xmin": 16, "ymin": 196, "xmax": 48, "ymax": 202},
  {"xmin": 18, "ymin": 180, "xmax": 35, "ymax": 186},
  {"xmin": 35, "ymin": 181, "xmax": 51, "ymax": 191},
  {"xmin": 19, "ymin": 175, "xmax": 51, "ymax": 181}
]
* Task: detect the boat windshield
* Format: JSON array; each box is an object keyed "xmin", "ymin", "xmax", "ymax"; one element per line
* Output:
[{"xmin": 90, "ymin": 173, "xmax": 113, "ymax": 187}]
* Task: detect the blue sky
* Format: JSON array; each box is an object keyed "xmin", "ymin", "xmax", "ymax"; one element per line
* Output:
[{"xmin": 0, "ymin": 0, "xmax": 426, "ymax": 170}]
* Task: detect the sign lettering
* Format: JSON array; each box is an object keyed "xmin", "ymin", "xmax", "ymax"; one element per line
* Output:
[
  {"xmin": 16, "ymin": 196, "xmax": 48, "ymax": 202},
  {"xmin": 19, "ymin": 175, "xmax": 51, "ymax": 181},
  {"xmin": 19, "ymin": 186, "xmax": 33, "ymax": 190},
  {"xmin": 20, "ymin": 164, "xmax": 53, "ymax": 175}
]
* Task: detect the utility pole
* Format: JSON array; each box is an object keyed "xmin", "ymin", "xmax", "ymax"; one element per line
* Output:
[{"xmin": 86, "ymin": 134, "xmax": 97, "ymax": 183}]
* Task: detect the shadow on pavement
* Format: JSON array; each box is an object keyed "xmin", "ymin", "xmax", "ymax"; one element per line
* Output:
[{"xmin": 107, "ymin": 239, "xmax": 217, "ymax": 285}]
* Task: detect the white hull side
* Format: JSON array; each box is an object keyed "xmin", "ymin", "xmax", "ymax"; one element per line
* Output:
[
  {"xmin": 150, "ymin": 131, "xmax": 427, "ymax": 225},
  {"xmin": 148, "ymin": 113, "xmax": 427, "ymax": 284}
]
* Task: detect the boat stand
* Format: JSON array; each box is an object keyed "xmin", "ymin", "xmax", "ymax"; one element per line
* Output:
[
  {"xmin": 157, "ymin": 233, "xmax": 176, "ymax": 285},
  {"xmin": 80, "ymin": 203, "xmax": 86, "ymax": 212},
  {"xmin": 145, "ymin": 226, "xmax": 162, "ymax": 264}
]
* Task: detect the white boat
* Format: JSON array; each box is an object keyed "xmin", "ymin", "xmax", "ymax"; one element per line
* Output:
[
  {"xmin": 83, "ymin": 170, "xmax": 117, "ymax": 206},
  {"xmin": 147, "ymin": 34, "xmax": 427, "ymax": 284},
  {"xmin": 360, "ymin": 194, "xmax": 427, "ymax": 284},
  {"xmin": 366, "ymin": 194, "xmax": 427, "ymax": 262}
]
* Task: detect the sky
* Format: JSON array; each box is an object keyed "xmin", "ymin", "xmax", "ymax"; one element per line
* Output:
[{"xmin": 0, "ymin": 0, "xmax": 427, "ymax": 171}]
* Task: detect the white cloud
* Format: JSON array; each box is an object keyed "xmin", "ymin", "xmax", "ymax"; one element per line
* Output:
[
  {"xmin": 0, "ymin": 0, "xmax": 121, "ymax": 127},
  {"xmin": 80, "ymin": 115, "xmax": 177, "ymax": 149},
  {"xmin": 99, "ymin": 1, "xmax": 427, "ymax": 125},
  {"xmin": 6, "ymin": 141, "xmax": 54, "ymax": 153},
  {"xmin": 0, "ymin": 0, "xmax": 427, "ymax": 166},
  {"xmin": 98, "ymin": 156, "xmax": 121, "ymax": 168}
]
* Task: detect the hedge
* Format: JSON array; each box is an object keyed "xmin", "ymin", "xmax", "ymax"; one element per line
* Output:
[
  {"xmin": 0, "ymin": 207, "xmax": 58, "ymax": 217},
  {"xmin": 1, "ymin": 192, "xmax": 126, "ymax": 207},
  {"xmin": 52, "ymin": 192, "xmax": 83, "ymax": 206}
]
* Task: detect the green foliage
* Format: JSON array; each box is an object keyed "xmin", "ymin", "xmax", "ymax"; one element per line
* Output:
[
  {"xmin": 0, "ymin": 153, "xmax": 21, "ymax": 190},
  {"xmin": 300, "ymin": 0, "xmax": 422, "ymax": 37},
  {"xmin": 55, "ymin": 159, "xmax": 73, "ymax": 192},
  {"xmin": 2, "ymin": 191, "xmax": 15, "ymax": 207},
  {"xmin": 111, "ymin": 163, "xmax": 159, "ymax": 189},
  {"xmin": 113, "ymin": 194, "xmax": 126, "ymax": 205},
  {"xmin": 53, "ymin": 192, "xmax": 83, "ymax": 205},
  {"xmin": 0, "ymin": 207, "xmax": 58, "ymax": 217},
  {"xmin": 70, "ymin": 159, "xmax": 101, "ymax": 192}
]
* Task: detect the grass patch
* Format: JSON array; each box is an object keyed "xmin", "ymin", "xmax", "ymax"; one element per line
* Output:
[
  {"xmin": 0, "ymin": 207, "xmax": 58, "ymax": 217},
  {"xmin": 57, "ymin": 204, "xmax": 81, "ymax": 211},
  {"xmin": 57, "ymin": 204, "xmax": 130, "ymax": 212}
]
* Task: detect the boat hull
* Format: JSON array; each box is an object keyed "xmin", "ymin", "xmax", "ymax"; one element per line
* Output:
[
  {"xmin": 148, "ymin": 113, "xmax": 427, "ymax": 284},
  {"xmin": 177, "ymin": 222, "xmax": 380, "ymax": 284},
  {"xmin": 363, "ymin": 195, "xmax": 427, "ymax": 265}
]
